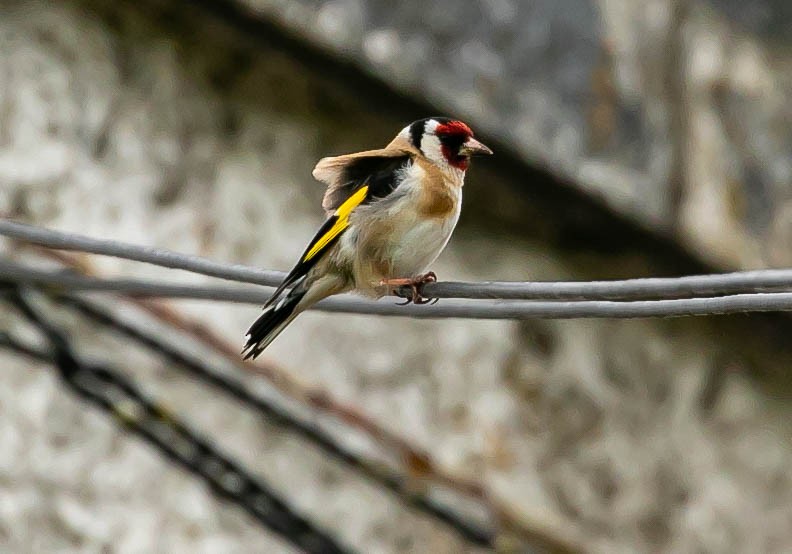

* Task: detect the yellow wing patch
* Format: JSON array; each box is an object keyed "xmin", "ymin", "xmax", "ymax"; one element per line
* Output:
[{"xmin": 303, "ymin": 185, "xmax": 368, "ymax": 262}]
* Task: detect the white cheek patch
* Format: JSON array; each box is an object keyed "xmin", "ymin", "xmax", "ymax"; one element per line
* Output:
[{"xmin": 420, "ymin": 134, "xmax": 445, "ymax": 165}]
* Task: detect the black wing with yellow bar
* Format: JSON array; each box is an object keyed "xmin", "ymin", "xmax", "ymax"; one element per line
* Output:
[
  {"xmin": 322, "ymin": 154, "xmax": 412, "ymax": 212},
  {"xmin": 265, "ymin": 154, "xmax": 413, "ymax": 307},
  {"xmin": 265, "ymin": 185, "xmax": 369, "ymax": 306}
]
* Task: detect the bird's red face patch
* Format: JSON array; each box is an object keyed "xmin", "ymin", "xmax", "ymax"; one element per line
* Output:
[
  {"xmin": 435, "ymin": 120, "xmax": 474, "ymax": 170},
  {"xmin": 436, "ymin": 120, "xmax": 473, "ymax": 138}
]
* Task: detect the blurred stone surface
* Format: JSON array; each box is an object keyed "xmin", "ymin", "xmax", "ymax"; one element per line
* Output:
[
  {"xmin": 1, "ymin": 1, "xmax": 792, "ymax": 553},
  {"xmin": 246, "ymin": 0, "xmax": 792, "ymax": 269}
]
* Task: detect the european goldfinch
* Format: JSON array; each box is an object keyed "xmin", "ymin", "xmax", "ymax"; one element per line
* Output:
[{"xmin": 243, "ymin": 117, "xmax": 492, "ymax": 359}]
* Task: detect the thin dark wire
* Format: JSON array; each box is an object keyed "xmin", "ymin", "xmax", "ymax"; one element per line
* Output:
[
  {"xmin": 4, "ymin": 259, "xmax": 792, "ymax": 319},
  {"xmin": 0, "ymin": 331, "xmax": 49, "ymax": 362},
  {"xmin": 5, "ymin": 219, "xmax": 792, "ymax": 300},
  {"xmin": 54, "ymin": 293, "xmax": 494, "ymax": 546},
  {"xmin": 3, "ymin": 288, "xmax": 351, "ymax": 554}
]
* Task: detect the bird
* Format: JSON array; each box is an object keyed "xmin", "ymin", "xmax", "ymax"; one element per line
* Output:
[{"xmin": 242, "ymin": 117, "xmax": 492, "ymax": 360}]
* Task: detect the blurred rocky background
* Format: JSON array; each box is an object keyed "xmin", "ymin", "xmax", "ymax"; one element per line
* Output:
[{"xmin": 1, "ymin": 0, "xmax": 791, "ymax": 552}]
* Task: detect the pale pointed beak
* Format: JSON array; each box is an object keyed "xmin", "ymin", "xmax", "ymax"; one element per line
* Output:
[{"xmin": 460, "ymin": 137, "xmax": 493, "ymax": 156}]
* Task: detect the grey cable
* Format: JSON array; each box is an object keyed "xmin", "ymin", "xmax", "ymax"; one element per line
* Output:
[
  {"xmin": 4, "ymin": 219, "xmax": 792, "ymax": 300},
  {"xmin": 0, "ymin": 219, "xmax": 284, "ymax": 286},
  {"xmin": 3, "ymin": 258, "xmax": 792, "ymax": 320}
]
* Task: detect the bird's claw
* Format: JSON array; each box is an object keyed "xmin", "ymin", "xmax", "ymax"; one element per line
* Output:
[{"xmin": 392, "ymin": 272, "xmax": 438, "ymax": 305}]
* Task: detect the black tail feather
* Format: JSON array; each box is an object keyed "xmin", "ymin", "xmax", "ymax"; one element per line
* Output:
[{"xmin": 242, "ymin": 290, "xmax": 304, "ymax": 360}]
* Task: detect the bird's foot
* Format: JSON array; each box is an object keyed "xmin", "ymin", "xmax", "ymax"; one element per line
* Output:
[{"xmin": 380, "ymin": 272, "xmax": 438, "ymax": 305}]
